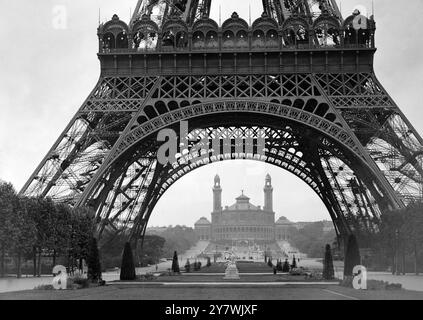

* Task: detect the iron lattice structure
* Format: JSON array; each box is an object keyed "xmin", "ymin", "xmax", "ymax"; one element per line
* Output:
[{"xmin": 21, "ymin": 0, "xmax": 423, "ymax": 243}]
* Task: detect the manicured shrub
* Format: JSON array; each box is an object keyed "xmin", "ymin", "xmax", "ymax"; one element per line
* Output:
[
  {"xmin": 277, "ymin": 260, "xmax": 283, "ymax": 272},
  {"xmin": 282, "ymin": 259, "xmax": 290, "ymax": 272},
  {"xmin": 323, "ymin": 244, "xmax": 335, "ymax": 280},
  {"xmin": 291, "ymin": 256, "xmax": 297, "ymax": 269},
  {"xmin": 171, "ymin": 251, "xmax": 180, "ymax": 273},
  {"xmin": 120, "ymin": 242, "xmax": 136, "ymax": 281}
]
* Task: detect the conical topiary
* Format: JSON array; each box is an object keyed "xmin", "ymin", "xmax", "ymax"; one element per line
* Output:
[
  {"xmin": 282, "ymin": 259, "xmax": 290, "ymax": 272},
  {"xmin": 323, "ymin": 244, "xmax": 335, "ymax": 280},
  {"xmin": 291, "ymin": 256, "xmax": 297, "ymax": 269},
  {"xmin": 120, "ymin": 242, "xmax": 136, "ymax": 281},
  {"xmin": 87, "ymin": 237, "xmax": 102, "ymax": 282},
  {"xmin": 172, "ymin": 251, "xmax": 180, "ymax": 273},
  {"xmin": 344, "ymin": 234, "xmax": 361, "ymax": 277},
  {"xmin": 276, "ymin": 260, "xmax": 283, "ymax": 272}
]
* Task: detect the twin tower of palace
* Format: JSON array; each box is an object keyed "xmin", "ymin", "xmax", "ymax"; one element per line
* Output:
[{"xmin": 194, "ymin": 174, "xmax": 293, "ymax": 243}]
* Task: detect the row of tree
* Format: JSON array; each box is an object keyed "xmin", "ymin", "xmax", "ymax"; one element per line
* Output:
[
  {"xmin": 147, "ymin": 225, "xmax": 198, "ymax": 259},
  {"xmin": 0, "ymin": 181, "xmax": 95, "ymax": 278},
  {"xmin": 373, "ymin": 202, "xmax": 423, "ymax": 274},
  {"xmin": 287, "ymin": 221, "xmax": 337, "ymax": 259}
]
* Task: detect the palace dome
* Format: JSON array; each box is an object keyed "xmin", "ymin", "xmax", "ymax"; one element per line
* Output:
[
  {"xmin": 226, "ymin": 193, "xmax": 260, "ymax": 211},
  {"xmin": 276, "ymin": 216, "xmax": 293, "ymax": 225},
  {"xmin": 195, "ymin": 217, "xmax": 211, "ymax": 225}
]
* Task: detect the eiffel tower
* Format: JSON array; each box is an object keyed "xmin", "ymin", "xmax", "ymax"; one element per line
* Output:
[{"xmin": 21, "ymin": 0, "xmax": 423, "ymax": 244}]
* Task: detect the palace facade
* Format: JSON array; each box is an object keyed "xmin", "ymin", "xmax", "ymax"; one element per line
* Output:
[{"xmin": 195, "ymin": 175, "xmax": 294, "ymax": 243}]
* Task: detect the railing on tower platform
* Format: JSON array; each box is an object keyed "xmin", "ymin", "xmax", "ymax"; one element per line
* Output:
[{"xmin": 97, "ymin": 10, "xmax": 376, "ymax": 55}]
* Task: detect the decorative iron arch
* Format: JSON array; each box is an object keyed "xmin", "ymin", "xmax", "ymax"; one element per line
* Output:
[
  {"xmin": 99, "ymin": 15, "xmax": 129, "ymax": 51},
  {"xmin": 192, "ymin": 17, "xmax": 219, "ymax": 33},
  {"xmin": 131, "ymin": 15, "xmax": 159, "ymax": 50},
  {"xmin": 99, "ymin": 14, "xmax": 129, "ymax": 35},
  {"xmin": 161, "ymin": 17, "xmax": 189, "ymax": 49},
  {"xmin": 313, "ymin": 14, "xmax": 341, "ymax": 47},
  {"xmin": 222, "ymin": 12, "xmax": 249, "ymax": 31},
  {"xmin": 93, "ymin": 119, "xmax": 388, "ymax": 242},
  {"xmin": 76, "ymin": 99, "xmax": 402, "ymax": 244},
  {"xmin": 252, "ymin": 12, "xmax": 279, "ymax": 31},
  {"xmin": 106, "ymin": 100, "xmax": 363, "ymax": 166},
  {"xmin": 281, "ymin": 16, "xmax": 310, "ymax": 47},
  {"xmin": 343, "ymin": 13, "xmax": 375, "ymax": 47}
]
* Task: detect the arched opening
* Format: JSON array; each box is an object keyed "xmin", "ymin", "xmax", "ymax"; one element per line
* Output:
[
  {"xmin": 282, "ymin": 24, "xmax": 309, "ymax": 47},
  {"xmin": 266, "ymin": 29, "xmax": 279, "ymax": 48},
  {"xmin": 88, "ymin": 106, "xmax": 392, "ymax": 253},
  {"xmin": 252, "ymin": 30, "xmax": 265, "ymax": 48},
  {"xmin": 283, "ymin": 28, "xmax": 296, "ymax": 46},
  {"xmin": 236, "ymin": 30, "xmax": 249, "ymax": 48},
  {"xmin": 175, "ymin": 31, "xmax": 188, "ymax": 49},
  {"xmin": 102, "ymin": 32, "xmax": 115, "ymax": 51},
  {"xmin": 133, "ymin": 29, "xmax": 158, "ymax": 51},
  {"xmin": 296, "ymin": 25, "xmax": 309, "ymax": 46},
  {"xmin": 192, "ymin": 31, "xmax": 205, "ymax": 49},
  {"xmin": 222, "ymin": 31, "xmax": 235, "ymax": 48},
  {"xmin": 314, "ymin": 24, "xmax": 340, "ymax": 47},
  {"xmin": 162, "ymin": 30, "xmax": 175, "ymax": 49},
  {"xmin": 116, "ymin": 32, "xmax": 128, "ymax": 49},
  {"xmin": 205, "ymin": 31, "xmax": 218, "ymax": 49}
]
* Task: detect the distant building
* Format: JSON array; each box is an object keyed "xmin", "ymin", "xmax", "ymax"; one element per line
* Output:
[
  {"xmin": 146, "ymin": 227, "xmax": 169, "ymax": 234},
  {"xmin": 195, "ymin": 175, "xmax": 295, "ymax": 243},
  {"xmin": 292, "ymin": 220, "xmax": 335, "ymax": 233},
  {"xmin": 275, "ymin": 216, "xmax": 294, "ymax": 241}
]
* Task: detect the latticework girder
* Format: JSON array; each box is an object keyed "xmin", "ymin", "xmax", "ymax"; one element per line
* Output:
[{"xmin": 20, "ymin": 2, "xmax": 423, "ymax": 245}]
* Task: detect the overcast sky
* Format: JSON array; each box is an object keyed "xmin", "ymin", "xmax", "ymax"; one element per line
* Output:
[{"xmin": 0, "ymin": 0, "xmax": 422, "ymax": 227}]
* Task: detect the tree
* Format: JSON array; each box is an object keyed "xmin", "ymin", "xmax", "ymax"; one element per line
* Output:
[
  {"xmin": 120, "ymin": 242, "xmax": 136, "ymax": 281},
  {"xmin": 155, "ymin": 226, "xmax": 197, "ymax": 258},
  {"xmin": 402, "ymin": 203, "xmax": 423, "ymax": 275},
  {"xmin": 9, "ymin": 196, "xmax": 37, "ymax": 278},
  {"xmin": 282, "ymin": 259, "xmax": 290, "ymax": 272},
  {"xmin": 0, "ymin": 182, "xmax": 15, "ymax": 277},
  {"xmin": 276, "ymin": 260, "xmax": 283, "ymax": 272},
  {"xmin": 87, "ymin": 238, "xmax": 102, "ymax": 282},
  {"xmin": 285, "ymin": 222, "xmax": 337, "ymax": 258},
  {"xmin": 291, "ymin": 256, "xmax": 297, "ymax": 269},
  {"xmin": 185, "ymin": 259, "xmax": 191, "ymax": 273},
  {"xmin": 344, "ymin": 234, "xmax": 361, "ymax": 277},
  {"xmin": 69, "ymin": 207, "xmax": 95, "ymax": 272},
  {"xmin": 206, "ymin": 257, "xmax": 211, "ymax": 267},
  {"xmin": 323, "ymin": 244, "xmax": 335, "ymax": 280},
  {"xmin": 267, "ymin": 257, "xmax": 273, "ymax": 267},
  {"xmin": 25, "ymin": 197, "xmax": 57, "ymax": 277},
  {"xmin": 138, "ymin": 235, "xmax": 166, "ymax": 267},
  {"xmin": 171, "ymin": 251, "xmax": 180, "ymax": 273}
]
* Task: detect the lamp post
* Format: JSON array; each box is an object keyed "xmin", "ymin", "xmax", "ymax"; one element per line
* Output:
[{"xmin": 395, "ymin": 229, "xmax": 400, "ymax": 276}]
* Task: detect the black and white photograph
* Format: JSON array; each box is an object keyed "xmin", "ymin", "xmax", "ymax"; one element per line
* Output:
[{"xmin": 1, "ymin": 0, "xmax": 423, "ymax": 307}]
